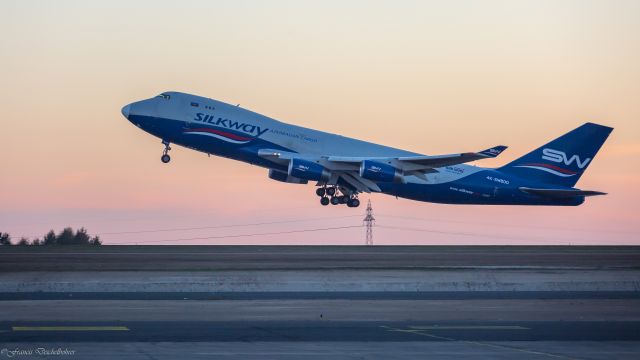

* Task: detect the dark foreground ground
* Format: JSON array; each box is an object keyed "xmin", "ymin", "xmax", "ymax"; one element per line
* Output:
[
  {"xmin": 1, "ymin": 246, "xmax": 639, "ymax": 359},
  {"xmin": 1, "ymin": 245, "xmax": 639, "ymax": 271},
  {"xmin": 3, "ymin": 298, "xmax": 640, "ymax": 359},
  {"xmin": 3, "ymin": 320, "xmax": 640, "ymax": 342}
]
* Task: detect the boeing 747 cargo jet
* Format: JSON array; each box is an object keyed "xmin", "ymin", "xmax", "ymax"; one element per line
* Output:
[{"xmin": 121, "ymin": 92, "xmax": 612, "ymax": 208}]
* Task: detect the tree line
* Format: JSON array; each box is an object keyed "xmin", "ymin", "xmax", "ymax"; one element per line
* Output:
[{"xmin": 0, "ymin": 227, "xmax": 101, "ymax": 246}]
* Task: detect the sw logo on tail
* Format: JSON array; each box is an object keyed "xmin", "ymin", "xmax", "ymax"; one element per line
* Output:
[{"xmin": 542, "ymin": 148, "xmax": 591, "ymax": 169}]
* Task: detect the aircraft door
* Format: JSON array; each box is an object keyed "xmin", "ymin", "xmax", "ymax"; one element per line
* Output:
[{"xmin": 183, "ymin": 99, "xmax": 201, "ymax": 129}]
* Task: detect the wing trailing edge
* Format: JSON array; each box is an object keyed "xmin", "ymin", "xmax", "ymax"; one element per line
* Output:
[{"xmin": 325, "ymin": 145, "xmax": 508, "ymax": 171}]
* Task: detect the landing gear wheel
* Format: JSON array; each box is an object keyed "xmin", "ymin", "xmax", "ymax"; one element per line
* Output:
[
  {"xmin": 330, "ymin": 196, "xmax": 340, "ymax": 205},
  {"xmin": 316, "ymin": 188, "xmax": 326, "ymax": 197},
  {"xmin": 326, "ymin": 187, "xmax": 336, "ymax": 196},
  {"xmin": 320, "ymin": 197, "xmax": 330, "ymax": 206},
  {"xmin": 339, "ymin": 195, "xmax": 348, "ymax": 204},
  {"xmin": 161, "ymin": 140, "xmax": 172, "ymax": 164},
  {"xmin": 347, "ymin": 198, "xmax": 361, "ymax": 208}
]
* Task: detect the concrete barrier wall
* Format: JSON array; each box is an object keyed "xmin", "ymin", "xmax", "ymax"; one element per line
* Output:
[{"xmin": 1, "ymin": 270, "xmax": 639, "ymax": 292}]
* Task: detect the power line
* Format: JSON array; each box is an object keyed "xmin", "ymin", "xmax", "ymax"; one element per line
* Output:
[
  {"xmin": 117, "ymin": 225, "xmax": 363, "ymax": 245},
  {"xmin": 121, "ymin": 223, "xmax": 570, "ymax": 245},
  {"xmin": 8, "ymin": 211, "xmax": 632, "ymax": 245},
  {"xmin": 99, "ymin": 215, "xmax": 362, "ymax": 235},
  {"xmin": 376, "ymin": 225, "xmax": 571, "ymax": 244},
  {"xmin": 377, "ymin": 214, "xmax": 639, "ymax": 236}
]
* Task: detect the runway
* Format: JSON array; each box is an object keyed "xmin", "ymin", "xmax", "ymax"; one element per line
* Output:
[
  {"xmin": 2, "ymin": 290, "xmax": 639, "ymax": 300},
  {"xmin": 3, "ymin": 320, "xmax": 640, "ymax": 342},
  {"xmin": 3, "ymin": 297, "xmax": 640, "ymax": 359},
  {"xmin": 1, "ymin": 246, "xmax": 639, "ymax": 359},
  {"xmin": 1, "ymin": 245, "xmax": 639, "ymax": 271},
  {"xmin": 4, "ymin": 299, "xmax": 639, "ymax": 322}
]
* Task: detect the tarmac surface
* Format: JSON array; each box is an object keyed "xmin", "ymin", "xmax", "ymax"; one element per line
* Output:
[
  {"xmin": 1, "ymin": 245, "xmax": 639, "ymax": 271},
  {"xmin": 1, "ymin": 246, "xmax": 639, "ymax": 359},
  {"xmin": 3, "ymin": 320, "xmax": 640, "ymax": 342},
  {"xmin": 2, "ymin": 290, "xmax": 639, "ymax": 300}
]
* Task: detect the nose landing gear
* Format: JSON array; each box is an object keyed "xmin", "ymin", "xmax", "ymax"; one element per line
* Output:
[{"xmin": 161, "ymin": 140, "xmax": 171, "ymax": 163}]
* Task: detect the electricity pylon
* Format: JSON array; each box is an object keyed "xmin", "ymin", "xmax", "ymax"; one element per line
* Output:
[{"xmin": 363, "ymin": 199, "xmax": 375, "ymax": 245}]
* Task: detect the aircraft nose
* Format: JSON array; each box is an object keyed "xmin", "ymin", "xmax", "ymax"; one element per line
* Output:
[{"xmin": 121, "ymin": 104, "xmax": 131, "ymax": 119}]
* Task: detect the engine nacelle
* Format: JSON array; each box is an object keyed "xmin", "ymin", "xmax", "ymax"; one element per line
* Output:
[
  {"xmin": 268, "ymin": 169, "xmax": 308, "ymax": 184},
  {"xmin": 359, "ymin": 160, "xmax": 404, "ymax": 183},
  {"xmin": 288, "ymin": 158, "xmax": 331, "ymax": 182}
]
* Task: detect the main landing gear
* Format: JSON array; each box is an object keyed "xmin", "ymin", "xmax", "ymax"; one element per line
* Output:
[
  {"xmin": 316, "ymin": 186, "xmax": 360, "ymax": 208},
  {"xmin": 161, "ymin": 140, "xmax": 171, "ymax": 163}
]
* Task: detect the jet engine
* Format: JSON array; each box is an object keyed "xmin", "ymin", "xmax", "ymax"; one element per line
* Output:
[
  {"xmin": 268, "ymin": 169, "xmax": 308, "ymax": 184},
  {"xmin": 359, "ymin": 160, "xmax": 404, "ymax": 183},
  {"xmin": 288, "ymin": 158, "xmax": 331, "ymax": 182}
]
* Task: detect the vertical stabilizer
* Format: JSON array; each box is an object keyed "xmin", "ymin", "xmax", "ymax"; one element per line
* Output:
[{"xmin": 499, "ymin": 123, "xmax": 612, "ymax": 187}]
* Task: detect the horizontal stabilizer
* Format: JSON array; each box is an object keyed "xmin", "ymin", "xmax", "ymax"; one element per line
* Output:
[{"xmin": 519, "ymin": 187, "xmax": 607, "ymax": 199}]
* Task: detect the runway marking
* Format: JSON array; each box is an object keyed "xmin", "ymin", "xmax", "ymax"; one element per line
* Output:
[
  {"xmin": 12, "ymin": 326, "xmax": 129, "ymax": 331},
  {"xmin": 381, "ymin": 326, "xmax": 579, "ymax": 360},
  {"xmin": 410, "ymin": 325, "xmax": 530, "ymax": 330}
]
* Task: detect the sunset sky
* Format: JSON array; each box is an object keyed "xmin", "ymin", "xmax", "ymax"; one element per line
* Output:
[{"xmin": 1, "ymin": 0, "xmax": 638, "ymax": 245}]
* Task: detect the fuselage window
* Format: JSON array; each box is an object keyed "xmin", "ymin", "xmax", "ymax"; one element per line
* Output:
[{"xmin": 191, "ymin": 102, "xmax": 199, "ymax": 107}]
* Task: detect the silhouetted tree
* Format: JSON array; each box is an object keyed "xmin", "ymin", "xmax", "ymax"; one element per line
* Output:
[
  {"xmin": 0, "ymin": 232, "xmax": 11, "ymax": 246},
  {"xmin": 89, "ymin": 235, "xmax": 102, "ymax": 246},
  {"xmin": 43, "ymin": 230, "xmax": 56, "ymax": 245},
  {"xmin": 0, "ymin": 229, "xmax": 101, "ymax": 246},
  {"xmin": 73, "ymin": 228, "xmax": 91, "ymax": 245},
  {"xmin": 56, "ymin": 227, "xmax": 75, "ymax": 245}
]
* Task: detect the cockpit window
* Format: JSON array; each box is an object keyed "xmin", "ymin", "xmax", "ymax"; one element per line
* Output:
[{"xmin": 156, "ymin": 93, "xmax": 171, "ymax": 100}]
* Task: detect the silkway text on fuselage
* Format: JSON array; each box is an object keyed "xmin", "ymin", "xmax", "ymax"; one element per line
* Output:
[{"xmin": 193, "ymin": 113, "xmax": 268, "ymax": 137}]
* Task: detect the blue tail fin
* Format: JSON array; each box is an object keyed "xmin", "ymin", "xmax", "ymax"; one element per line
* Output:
[{"xmin": 499, "ymin": 122, "xmax": 613, "ymax": 187}]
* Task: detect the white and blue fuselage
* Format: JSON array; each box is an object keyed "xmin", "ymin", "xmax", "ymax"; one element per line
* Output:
[{"xmin": 122, "ymin": 92, "xmax": 612, "ymax": 207}]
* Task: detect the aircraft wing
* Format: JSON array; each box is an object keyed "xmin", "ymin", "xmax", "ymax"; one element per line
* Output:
[
  {"xmin": 258, "ymin": 145, "xmax": 507, "ymax": 193},
  {"xmin": 327, "ymin": 145, "xmax": 508, "ymax": 171}
]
